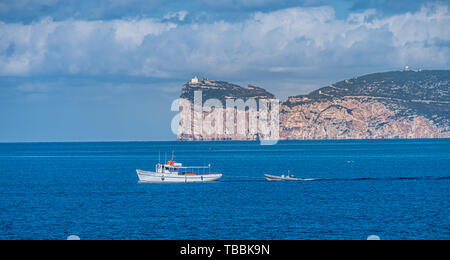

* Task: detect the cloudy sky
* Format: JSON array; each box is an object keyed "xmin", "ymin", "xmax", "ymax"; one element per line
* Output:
[{"xmin": 0, "ymin": 0, "xmax": 449, "ymax": 141}]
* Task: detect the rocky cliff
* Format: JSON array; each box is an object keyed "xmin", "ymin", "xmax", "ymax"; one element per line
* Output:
[
  {"xmin": 178, "ymin": 71, "xmax": 450, "ymax": 140},
  {"xmin": 178, "ymin": 78, "xmax": 277, "ymax": 141}
]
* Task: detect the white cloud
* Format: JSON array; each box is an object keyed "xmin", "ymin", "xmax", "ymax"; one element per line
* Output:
[
  {"xmin": 113, "ymin": 19, "xmax": 177, "ymax": 49},
  {"xmin": 0, "ymin": 17, "xmax": 177, "ymax": 76},
  {"xmin": 0, "ymin": 4, "xmax": 448, "ymax": 84},
  {"xmin": 163, "ymin": 11, "xmax": 188, "ymax": 21}
]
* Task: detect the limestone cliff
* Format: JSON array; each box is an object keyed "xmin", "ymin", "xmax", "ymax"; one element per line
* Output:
[
  {"xmin": 178, "ymin": 71, "xmax": 450, "ymax": 140},
  {"xmin": 280, "ymin": 70, "xmax": 450, "ymax": 139},
  {"xmin": 177, "ymin": 78, "xmax": 277, "ymax": 141}
]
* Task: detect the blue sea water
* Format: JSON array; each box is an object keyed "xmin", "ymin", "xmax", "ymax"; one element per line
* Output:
[{"xmin": 0, "ymin": 139, "xmax": 449, "ymax": 240}]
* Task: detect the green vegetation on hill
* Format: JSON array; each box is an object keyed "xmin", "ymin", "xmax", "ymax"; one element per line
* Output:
[
  {"xmin": 307, "ymin": 70, "xmax": 450, "ymax": 101},
  {"xmin": 284, "ymin": 70, "xmax": 450, "ymax": 126},
  {"xmin": 181, "ymin": 80, "xmax": 275, "ymax": 105}
]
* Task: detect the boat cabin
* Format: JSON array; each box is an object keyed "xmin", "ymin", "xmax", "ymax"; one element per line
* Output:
[{"xmin": 156, "ymin": 160, "xmax": 211, "ymax": 175}]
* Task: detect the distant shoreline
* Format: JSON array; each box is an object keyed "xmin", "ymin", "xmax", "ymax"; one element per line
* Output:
[{"xmin": 1, "ymin": 138, "xmax": 449, "ymax": 144}]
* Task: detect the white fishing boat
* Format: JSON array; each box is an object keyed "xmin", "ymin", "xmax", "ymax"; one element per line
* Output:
[{"xmin": 137, "ymin": 159, "xmax": 222, "ymax": 183}]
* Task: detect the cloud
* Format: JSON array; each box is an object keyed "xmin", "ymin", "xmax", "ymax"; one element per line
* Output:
[
  {"xmin": 0, "ymin": 4, "xmax": 449, "ymax": 85},
  {"xmin": 197, "ymin": 0, "xmax": 325, "ymax": 10},
  {"xmin": 0, "ymin": 0, "xmax": 327, "ymax": 23},
  {"xmin": 2, "ymin": 0, "xmax": 446, "ymax": 24},
  {"xmin": 346, "ymin": 0, "xmax": 449, "ymax": 15},
  {"xmin": 0, "ymin": 0, "xmax": 166, "ymax": 22},
  {"xmin": 0, "ymin": 17, "xmax": 176, "ymax": 76},
  {"xmin": 113, "ymin": 19, "xmax": 177, "ymax": 49},
  {"xmin": 163, "ymin": 11, "xmax": 188, "ymax": 22}
]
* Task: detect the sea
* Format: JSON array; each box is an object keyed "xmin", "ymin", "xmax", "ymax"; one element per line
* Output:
[{"xmin": 0, "ymin": 139, "xmax": 449, "ymax": 240}]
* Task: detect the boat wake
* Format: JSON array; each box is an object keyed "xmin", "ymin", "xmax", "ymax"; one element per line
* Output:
[
  {"xmin": 328, "ymin": 176, "xmax": 450, "ymax": 181},
  {"xmin": 220, "ymin": 176, "xmax": 450, "ymax": 183}
]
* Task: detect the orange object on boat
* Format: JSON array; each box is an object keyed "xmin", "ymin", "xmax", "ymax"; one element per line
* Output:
[
  {"xmin": 185, "ymin": 172, "xmax": 197, "ymax": 175},
  {"xmin": 167, "ymin": 161, "xmax": 176, "ymax": 166}
]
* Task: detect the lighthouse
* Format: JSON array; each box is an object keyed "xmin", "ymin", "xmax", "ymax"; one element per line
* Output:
[{"xmin": 190, "ymin": 76, "xmax": 200, "ymax": 84}]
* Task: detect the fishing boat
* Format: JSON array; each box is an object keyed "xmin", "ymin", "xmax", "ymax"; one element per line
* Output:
[{"xmin": 136, "ymin": 159, "xmax": 222, "ymax": 183}]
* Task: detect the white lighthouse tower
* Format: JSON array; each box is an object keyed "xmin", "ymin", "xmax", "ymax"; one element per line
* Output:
[{"xmin": 190, "ymin": 76, "xmax": 200, "ymax": 84}]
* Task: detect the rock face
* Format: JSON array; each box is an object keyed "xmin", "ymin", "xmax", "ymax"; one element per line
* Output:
[
  {"xmin": 281, "ymin": 70, "xmax": 450, "ymax": 139},
  {"xmin": 178, "ymin": 78, "xmax": 277, "ymax": 141},
  {"xmin": 178, "ymin": 71, "xmax": 450, "ymax": 140}
]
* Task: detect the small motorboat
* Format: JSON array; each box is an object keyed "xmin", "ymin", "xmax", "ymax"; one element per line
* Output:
[{"xmin": 264, "ymin": 174, "xmax": 302, "ymax": 181}]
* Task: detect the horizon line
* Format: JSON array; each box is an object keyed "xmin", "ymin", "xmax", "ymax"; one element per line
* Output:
[{"xmin": 0, "ymin": 138, "xmax": 449, "ymax": 144}]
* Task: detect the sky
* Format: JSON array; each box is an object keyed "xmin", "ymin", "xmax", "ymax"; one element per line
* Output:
[{"xmin": 0, "ymin": 0, "xmax": 449, "ymax": 142}]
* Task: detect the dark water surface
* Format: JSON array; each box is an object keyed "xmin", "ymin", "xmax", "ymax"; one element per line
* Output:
[{"xmin": 0, "ymin": 139, "xmax": 449, "ymax": 240}]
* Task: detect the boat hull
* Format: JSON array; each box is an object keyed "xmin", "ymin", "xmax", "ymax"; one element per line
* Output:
[
  {"xmin": 137, "ymin": 170, "xmax": 222, "ymax": 183},
  {"xmin": 264, "ymin": 174, "xmax": 302, "ymax": 181}
]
